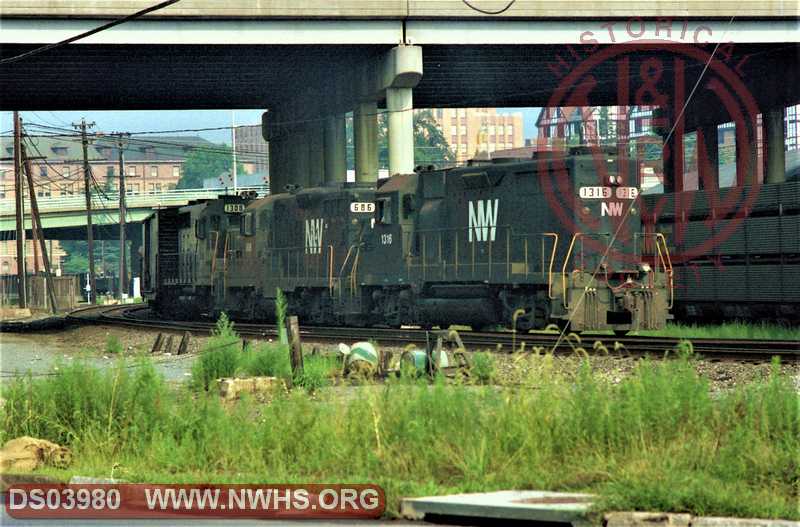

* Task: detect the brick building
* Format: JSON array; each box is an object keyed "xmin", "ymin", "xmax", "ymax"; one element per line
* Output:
[{"xmin": 0, "ymin": 134, "xmax": 217, "ymax": 276}]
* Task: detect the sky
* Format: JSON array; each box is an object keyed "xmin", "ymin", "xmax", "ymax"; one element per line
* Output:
[{"xmin": 1, "ymin": 108, "xmax": 542, "ymax": 145}]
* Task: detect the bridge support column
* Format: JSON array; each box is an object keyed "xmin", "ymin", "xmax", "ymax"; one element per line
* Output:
[
  {"xmin": 307, "ymin": 123, "xmax": 325, "ymax": 187},
  {"xmin": 764, "ymin": 107, "xmax": 786, "ymax": 184},
  {"xmin": 662, "ymin": 129, "xmax": 684, "ymax": 193},
  {"xmin": 736, "ymin": 115, "xmax": 758, "ymax": 186},
  {"xmin": 265, "ymin": 111, "xmax": 288, "ymax": 194},
  {"xmin": 386, "ymin": 87, "xmax": 414, "ymax": 176},
  {"xmin": 354, "ymin": 101, "xmax": 378, "ymax": 183},
  {"xmin": 288, "ymin": 124, "xmax": 310, "ymax": 189},
  {"xmin": 697, "ymin": 123, "xmax": 719, "ymax": 190},
  {"xmin": 324, "ymin": 114, "xmax": 347, "ymax": 183}
]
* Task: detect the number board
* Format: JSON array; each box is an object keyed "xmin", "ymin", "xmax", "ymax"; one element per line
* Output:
[
  {"xmin": 224, "ymin": 203, "xmax": 245, "ymax": 214},
  {"xmin": 350, "ymin": 202, "xmax": 376, "ymax": 213},
  {"xmin": 579, "ymin": 186, "xmax": 612, "ymax": 199}
]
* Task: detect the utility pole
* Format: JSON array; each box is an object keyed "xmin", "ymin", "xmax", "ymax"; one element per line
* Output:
[
  {"xmin": 21, "ymin": 141, "xmax": 58, "ymax": 314},
  {"xmin": 231, "ymin": 110, "xmax": 238, "ymax": 193},
  {"xmin": 13, "ymin": 111, "xmax": 27, "ymax": 308},
  {"xmin": 74, "ymin": 118, "xmax": 96, "ymax": 304},
  {"xmin": 116, "ymin": 133, "xmax": 130, "ymax": 299}
]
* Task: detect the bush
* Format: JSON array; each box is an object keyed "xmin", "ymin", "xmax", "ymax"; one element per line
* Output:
[
  {"xmin": 241, "ymin": 342, "xmax": 291, "ymax": 380},
  {"xmin": 189, "ymin": 313, "xmax": 241, "ymax": 391}
]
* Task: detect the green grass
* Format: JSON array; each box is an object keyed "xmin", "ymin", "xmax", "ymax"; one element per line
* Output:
[
  {"xmin": 2, "ymin": 350, "xmax": 797, "ymax": 520},
  {"xmin": 635, "ymin": 322, "xmax": 800, "ymax": 341}
]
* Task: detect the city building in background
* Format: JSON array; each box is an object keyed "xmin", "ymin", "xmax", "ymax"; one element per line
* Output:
[
  {"xmin": 431, "ymin": 108, "xmax": 524, "ymax": 164},
  {"xmin": 534, "ymin": 105, "xmax": 800, "ymax": 191},
  {"xmin": 0, "ymin": 135, "xmax": 219, "ymax": 201},
  {"xmin": 234, "ymin": 124, "xmax": 269, "ymax": 175},
  {"xmin": 0, "ymin": 134, "xmax": 224, "ymax": 276}
]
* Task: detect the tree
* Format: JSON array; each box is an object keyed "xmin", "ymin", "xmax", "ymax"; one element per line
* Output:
[
  {"xmin": 346, "ymin": 109, "xmax": 455, "ymax": 172},
  {"xmin": 177, "ymin": 145, "xmax": 245, "ymax": 189}
]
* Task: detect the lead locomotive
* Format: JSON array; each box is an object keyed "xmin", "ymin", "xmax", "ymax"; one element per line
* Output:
[{"xmin": 143, "ymin": 147, "xmax": 672, "ymax": 333}]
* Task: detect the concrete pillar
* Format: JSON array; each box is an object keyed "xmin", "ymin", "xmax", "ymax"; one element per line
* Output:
[
  {"xmin": 307, "ymin": 124, "xmax": 325, "ymax": 188},
  {"xmin": 323, "ymin": 114, "xmax": 347, "ymax": 183},
  {"xmin": 662, "ymin": 129, "xmax": 684, "ymax": 193},
  {"xmin": 289, "ymin": 126, "xmax": 310, "ymax": 189},
  {"xmin": 265, "ymin": 111, "xmax": 287, "ymax": 195},
  {"xmin": 696, "ymin": 123, "xmax": 719, "ymax": 190},
  {"xmin": 736, "ymin": 116, "xmax": 758, "ymax": 186},
  {"xmin": 386, "ymin": 87, "xmax": 415, "ymax": 176},
  {"xmin": 354, "ymin": 101, "xmax": 378, "ymax": 183},
  {"xmin": 764, "ymin": 108, "xmax": 786, "ymax": 184}
]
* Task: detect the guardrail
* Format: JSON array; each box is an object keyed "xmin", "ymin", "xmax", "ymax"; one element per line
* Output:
[{"xmin": 0, "ymin": 186, "xmax": 270, "ymax": 215}]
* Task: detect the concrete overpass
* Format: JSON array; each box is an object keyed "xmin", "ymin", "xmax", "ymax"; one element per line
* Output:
[
  {"xmin": 0, "ymin": 186, "xmax": 268, "ymax": 239},
  {"xmin": 1, "ymin": 0, "xmax": 798, "ymax": 193}
]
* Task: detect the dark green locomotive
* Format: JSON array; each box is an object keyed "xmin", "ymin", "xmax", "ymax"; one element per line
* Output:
[{"xmin": 144, "ymin": 148, "xmax": 672, "ymax": 333}]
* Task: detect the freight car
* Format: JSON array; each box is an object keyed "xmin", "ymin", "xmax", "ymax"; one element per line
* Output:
[
  {"xmin": 643, "ymin": 180, "xmax": 800, "ymax": 324},
  {"xmin": 143, "ymin": 147, "xmax": 673, "ymax": 333}
]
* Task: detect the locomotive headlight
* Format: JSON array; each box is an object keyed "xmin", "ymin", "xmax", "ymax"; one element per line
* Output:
[
  {"xmin": 609, "ymin": 175, "xmax": 617, "ymax": 184},
  {"xmin": 639, "ymin": 263, "xmax": 651, "ymax": 273},
  {"xmin": 581, "ymin": 206, "xmax": 591, "ymax": 216}
]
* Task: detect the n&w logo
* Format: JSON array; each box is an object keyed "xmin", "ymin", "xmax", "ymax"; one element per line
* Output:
[
  {"xmin": 468, "ymin": 199, "xmax": 499, "ymax": 243},
  {"xmin": 305, "ymin": 218, "xmax": 324, "ymax": 254}
]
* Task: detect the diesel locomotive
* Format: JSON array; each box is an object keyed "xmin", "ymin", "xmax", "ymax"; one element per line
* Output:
[{"xmin": 143, "ymin": 147, "xmax": 673, "ymax": 333}]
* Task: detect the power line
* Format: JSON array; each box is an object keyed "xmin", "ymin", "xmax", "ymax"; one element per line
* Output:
[
  {"xmin": 0, "ymin": 0, "xmax": 181, "ymax": 66},
  {"xmin": 461, "ymin": 0, "xmax": 516, "ymax": 15}
]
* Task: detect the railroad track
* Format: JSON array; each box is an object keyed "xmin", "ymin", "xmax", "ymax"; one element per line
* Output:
[{"xmin": 68, "ymin": 304, "xmax": 800, "ymax": 362}]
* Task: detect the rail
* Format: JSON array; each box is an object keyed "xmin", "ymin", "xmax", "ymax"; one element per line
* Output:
[
  {"xmin": 67, "ymin": 304, "xmax": 800, "ymax": 363},
  {"xmin": 0, "ymin": 186, "xmax": 269, "ymax": 215}
]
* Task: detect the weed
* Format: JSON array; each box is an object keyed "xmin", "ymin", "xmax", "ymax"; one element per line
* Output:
[
  {"xmin": 189, "ymin": 313, "xmax": 241, "ymax": 391},
  {"xmin": 105, "ymin": 335, "xmax": 123, "ymax": 355},
  {"xmin": 241, "ymin": 342, "xmax": 292, "ymax": 381},
  {"xmin": 295, "ymin": 354, "xmax": 336, "ymax": 393},
  {"xmin": 275, "ymin": 288, "xmax": 288, "ymax": 345},
  {"xmin": 469, "ymin": 352, "xmax": 495, "ymax": 384}
]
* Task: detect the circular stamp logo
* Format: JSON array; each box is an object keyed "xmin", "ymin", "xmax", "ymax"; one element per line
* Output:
[{"xmin": 536, "ymin": 22, "xmax": 762, "ymax": 270}]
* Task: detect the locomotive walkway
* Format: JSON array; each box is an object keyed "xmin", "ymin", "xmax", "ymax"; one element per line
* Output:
[{"xmin": 69, "ymin": 304, "xmax": 800, "ymax": 363}]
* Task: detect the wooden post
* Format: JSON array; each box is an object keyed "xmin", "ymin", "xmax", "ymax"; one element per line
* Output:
[
  {"xmin": 21, "ymin": 142, "xmax": 58, "ymax": 314},
  {"xmin": 287, "ymin": 315, "xmax": 303, "ymax": 382},
  {"xmin": 13, "ymin": 111, "xmax": 26, "ymax": 308},
  {"xmin": 74, "ymin": 118, "xmax": 96, "ymax": 304}
]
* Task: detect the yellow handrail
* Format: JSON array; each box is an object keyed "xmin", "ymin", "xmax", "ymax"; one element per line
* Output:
[
  {"xmin": 561, "ymin": 233, "xmax": 581, "ymax": 309},
  {"xmin": 655, "ymin": 233, "xmax": 674, "ymax": 308},
  {"xmin": 542, "ymin": 233, "xmax": 559, "ymax": 299}
]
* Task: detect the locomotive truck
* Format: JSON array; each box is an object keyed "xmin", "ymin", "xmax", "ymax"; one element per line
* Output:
[{"xmin": 143, "ymin": 147, "xmax": 673, "ymax": 333}]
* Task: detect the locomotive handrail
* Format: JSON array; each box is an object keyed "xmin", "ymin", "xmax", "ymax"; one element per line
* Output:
[
  {"xmin": 561, "ymin": 233, "xmax": 582, "ymax": 309},
  {"xmin": 541, "ymin": 233, "xmax": 559, "ymax": 299},
  {"xmin": 655, "ymin": 233, "xmax": 674, "ymax": 309}
]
